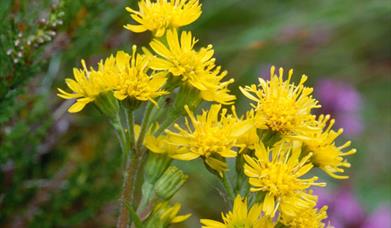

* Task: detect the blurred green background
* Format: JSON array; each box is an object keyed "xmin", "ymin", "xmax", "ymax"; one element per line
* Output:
[{"xmin": 0, "ymin": 0, "xmax": 390, "ymax": 227}]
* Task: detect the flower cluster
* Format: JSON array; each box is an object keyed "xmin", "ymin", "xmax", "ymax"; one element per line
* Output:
[
  {"xmin": 58, "ymin": 46, "xmax": 168, "ymax": 113},
  {"xmin": 57, "ymin": 0, "xmax": 356, "ymax": 227}
]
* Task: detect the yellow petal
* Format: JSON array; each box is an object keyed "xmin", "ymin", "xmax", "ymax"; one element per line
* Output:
[
  {"xmin": 150, "ymin": 40, "xmax": 172, "ymax": 59},
  {"xmin": 68, "ymin": 100, "xmax": 89, "ymax": 113},
  {"xmin": 124, "ymin": 24, "xmax": 147, "ymax": 33},
  {"xmin": 171, "ymin": 213, "xmax": 191, "ymax": 223},
  {"xmin": 170, "ymin": 152, "xmax": 199, "ymax": 161},
  {"xmin": 263, "ymin": 193, "xmax": 275, "ymax": 217}
]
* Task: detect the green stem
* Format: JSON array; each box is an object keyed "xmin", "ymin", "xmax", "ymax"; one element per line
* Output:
[
  {"xmin": 117, "ymin": 108, "xmax": 137, "ymax": 228},
  {"xmin": 235, "ymin": 156, "xmax": 242, "ymax": 193},
  {"xmin": 125, "ymin": 203, "xmax": 143, "ymax": 228},
  {"xmin": 148, "ymin": 96, "xmax": 166, "ymax": 123},
  {"xmin": 221, "ymin": 173, "xmax": 235, "ymax": 203},
  {"xmin": 126, "ymin": 108, "xmax": 136, "ymax": 149},
  {"xmin": 136, "ymin": 102, "xmax": 153, "ymax": 151},
  {"xmin": 126, "ymin": 110, "xmax": 139, "ymax": 209},
  {"xmin": 111, "ymin": 114, "xmax": 128, "ymax": 169},
  {"xmin": 117, "ymin": 151, "xmax": 137, "ymax": 228},
  {"xmin": 154, "ymin": 111, "xmax": 179, "ymax": 136},
  {"xmin": 130, "ymin": 102, "xmax": 154, "ymax": 214},
  {"xmin": 111, "ymin": 114, "xmax": 126, "ymax": 150},
  {"xmin": 234, "ymin": 153, "xmax": 249, "ymax": 196}
]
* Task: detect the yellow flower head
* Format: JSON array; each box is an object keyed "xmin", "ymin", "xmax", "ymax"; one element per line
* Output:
[
  {"xmin": 57, "ymin": 60, "xmax": 117, "ymax": 113},
  {"xmin": 281, "ymin": 205, "xmax": 329, "ymax": 228},
  {"xmin": 57, "ymin": 46, "xmax": 168, "ymax": 113},
  {"xmin": 200, "ymin": 195, "xmax": 274, "ymax": 228},
  {"xmin": 243, "ymin": 141, "xmax": 325, "ymax": 216},
  {"xmin": 279, "ymin": 190, "xmax": 319, "ymax": 218},
  {"xmin": 146, "ymin": 201, "xmax": 191, "ymax": 226},
  {"xmin": 144, "ymin": 124, "xmax": 190, "ymax": 160},
  {"xmin": 125, "ymin": 0, "xmax": 201, "ymax": 37},
  {"xmin": 301, "ymin": 115, "xmax": 357, "ymax": 179},
  {"xmin": 112, "ymin": 46, "xmax": 168, "ymax": 105},
  {"xmin": 237, "ymin": 110, "xmax": 259, "ymax": 150},
  {"xmin": 165, "ymin": 104, "xmax": 251, "ymax": 173},
  {"xmin": 240, "ymin": 66, "xmax": 320, "ymax": 136},
  {"xmin": 148, "ymin": 29, "xmax": 236, "ymax": 104}
]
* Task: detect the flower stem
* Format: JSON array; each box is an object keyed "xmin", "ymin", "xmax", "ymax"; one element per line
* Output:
[
  {"xmin": 221, "ymin": 173, "xmax": 235, "ymax": 204},
  {"xmin": 136, "ymin": 102, "xmax": 153, "ymax": 151},
  {"xmin": 111, "ymin": 114, "xmax": 127, "ymax": 154},
  {"xmin": 126, "ymin": 108, "xmax": 136, "ymax": 150},
  {"xmin": 117, "ymin": 108, "xmax": 137, "ymax": 228},
  {"xmin": 154, "ymin": 110, "xmax": 179, "ymax": 136},
  {"xmin": 117, "ymin": 152, "xmax": 137, "ymax": 228}
]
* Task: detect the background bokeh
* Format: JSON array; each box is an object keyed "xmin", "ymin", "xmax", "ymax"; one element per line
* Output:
[{"xmin": 1, "ymin": 0, "xmax": 390, "ymax": 227}]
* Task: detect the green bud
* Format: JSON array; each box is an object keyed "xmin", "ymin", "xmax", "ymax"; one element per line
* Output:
[
  {"xmin": 138, "ymin": 155, "xmax": 172, "ymax": 213},
  {"xmin": 144, "ymin": 153, "xmax": 172, "ymax": 184},
  {"xmin": 94, "ymin": 92, "xmax": 119, "ymax": 120},
  {"xmin": 154, "ymin": 166, "xmax": 188, "ymax": 200}
]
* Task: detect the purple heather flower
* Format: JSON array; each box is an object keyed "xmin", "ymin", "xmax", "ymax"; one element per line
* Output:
[
  {"xmin": 332, "ymin": 187, "xmax": 366, "ymax": 225},
  {"xmin": 315, "ymin": 79, "xmax": 363, "ymax": 136},
  {"xmin": 314, "ymin": 186, "xmax": 366, "ymax": 227},
  {"xmin": 362, "ymin": 205, "xmax": 391, "ymax": 228}
]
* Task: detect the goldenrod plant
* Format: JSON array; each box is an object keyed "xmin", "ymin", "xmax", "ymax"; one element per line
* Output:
[{"xmin": 57, "ymin": 0, "xmax": 356, "ymax": 227}]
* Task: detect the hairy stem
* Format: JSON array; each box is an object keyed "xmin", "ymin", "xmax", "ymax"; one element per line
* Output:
[
  {"xmin": 117, "ymin": 151, "xmax": 137, "ymax": 228},
  {"xmin": 117, "ymin": 109, "xmax": 136, "ymax": 228}
]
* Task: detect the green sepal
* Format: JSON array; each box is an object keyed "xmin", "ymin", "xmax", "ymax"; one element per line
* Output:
[{"xmin": 94, "ymin": 92, "xmax": 119, "ymax": 120}]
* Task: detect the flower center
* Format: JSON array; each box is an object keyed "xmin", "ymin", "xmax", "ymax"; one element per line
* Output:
[
  {"xmin": 192, "ymin": 126, "xmax": 235, "ymax": 155},
  {"xmin": 261, "ymin": 163, "xmax": 298, "ymax": 196},
  {"xmin": 173, "ymin": 50, "xmax": 202, "ymax": 80},
  {"xmin": 259, "ymin": 95, "xmax": 298, "ymax": 133}
]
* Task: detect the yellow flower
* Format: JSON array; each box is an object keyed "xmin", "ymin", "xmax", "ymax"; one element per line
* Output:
[
  {"xmin": 240, "ymin": 66, "xmax": 320, "ymax": 137},
  {"xmin": 237, "ymin": 110, "xmax": 259, "ymax": 150},
  {"xmin": 124, "ymin": 0, "xmax": 201, "ymax": 37},
  {"xmin": 57, "ymin": 60, "xmax": 117, "ymax": 113},
  {"xmin": 165, "ymin": 104, "xmax": 252, "ymax": 173},
  {"xmin": 281, "ymin": 205, "xmax": 329, "ymax": 228},
  {"xmin": 145, "ymin": 201, "xmax": 191, "ymax": 227},
  {"xmin": 243, "ymin": 141, "xmax": 325, "ymax": 217},
  {"xmin": 300, "ymin": 115, "xmax": 357, "ymax": 179},
  {"xmin": 147, "ymin": 29, "xmax": 236, "ymax": 104},
  {"xmin": 57, "ymin": 46, "xmax": 168, "ymax": 113},
  {"xmin": 144, "ymin": 124, "xmax": 190, "ymax": 160},
  {"xmin": 200, "ymin": 195, "xmax": 275, "ymax": 228},
  {"xmin": 111, "ymin": 46, "xmax": 169, "ymax": 105},
  {"xmin": 279, "ymin": 190, "xmax": 319, "ymax": 218},
  {"xmin": 144, "ymin": 129, "xmax": 173, "ymax": 153}
]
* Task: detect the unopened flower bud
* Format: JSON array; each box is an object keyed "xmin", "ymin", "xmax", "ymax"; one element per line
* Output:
[
  {"xmin": 144, "ymin": 153, "xmax": 172, "ymax": 184},
  {"xmin": 154, "ymin": 166, "xmax": 188, "ymax": 200}
]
